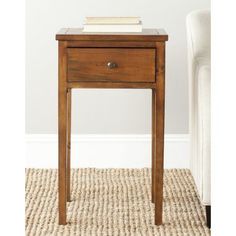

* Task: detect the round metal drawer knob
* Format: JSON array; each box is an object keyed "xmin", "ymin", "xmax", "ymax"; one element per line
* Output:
[{"xmin": 107, "ymin": 62, "xmax": 117, "ymax": 69}]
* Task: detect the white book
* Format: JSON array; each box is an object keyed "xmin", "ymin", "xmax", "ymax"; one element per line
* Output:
[
  {"xmin": 83, "ymin": 23, "xmax": 142, "ymax": 33},
  {"xmin": 85, "ymin": 17, "xmax": 141, "ymax": 25}
]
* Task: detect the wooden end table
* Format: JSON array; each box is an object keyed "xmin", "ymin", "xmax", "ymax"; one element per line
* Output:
[{"xmin": 56, "ymin": 28, "xmax": 168, "ymax": 226}]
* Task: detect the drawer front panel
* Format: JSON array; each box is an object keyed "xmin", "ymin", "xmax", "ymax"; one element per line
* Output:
[{"xmin": 67, "ymin": 48, "xmax": 156, "ymax": 82}]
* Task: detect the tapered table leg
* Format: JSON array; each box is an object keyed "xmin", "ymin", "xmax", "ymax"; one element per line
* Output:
[
  {"xmin": 67, "ymin": 89, "xmax": 72, "ymax": 202},
  {"xmin": 58, "ymin": 41, "xmax": 68, "ymax": 225},
  {"xmin": 154, "ymin": 42, "xmax": 165, "ymax": 226},
  {"xmin": 154, "ymin": 89, "xmax": 164, "ymax": 225},
  {"xmin": 152, "ymin": 89, "xmax": 156, "ymax": 203},
  {"xmin": 58, "ymin": 87, "xmax": 67, "ymax": 225}
]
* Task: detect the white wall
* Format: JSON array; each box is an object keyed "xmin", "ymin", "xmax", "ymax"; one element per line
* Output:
[
  {"xmin": 26, "ymin": 0, "xmax": 210, "ymax": 135},
  {"xmin": 26, "ymin": 134, "xmax": 190, "ymax": 168}
]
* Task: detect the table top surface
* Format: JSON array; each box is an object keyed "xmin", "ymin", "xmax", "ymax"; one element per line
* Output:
[{"xmin": 56, "ymin": 28, "xmax": 168, "ymax": 42}]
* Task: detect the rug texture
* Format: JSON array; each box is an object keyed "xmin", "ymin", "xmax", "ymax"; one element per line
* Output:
[{"xmin": 25, "ymin": 169, "xmax": 210, "ymax": 235}]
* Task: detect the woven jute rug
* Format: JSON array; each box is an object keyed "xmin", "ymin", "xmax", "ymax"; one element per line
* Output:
[{"xmin": 25, "ymin": 169, "xmax": 210, "ymax": 235}]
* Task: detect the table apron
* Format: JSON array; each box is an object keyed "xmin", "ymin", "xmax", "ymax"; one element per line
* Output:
[{"xmin": 67, "ymin": 82, "xmax": 157, "ymax": 89}]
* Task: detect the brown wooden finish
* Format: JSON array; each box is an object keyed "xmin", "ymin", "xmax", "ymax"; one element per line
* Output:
[
  {"xmin": 154, "ymin": 42, "xmax": 166, "ymax": 225},
  {"xmin": 67, "ymin": 81, "xmax": 156, "ymax": 89},
  {"xmin": 67, "ymin": 41, "xmax": 157, "ymax": 48},
  {"xmin": 57, "ymin": 28, "xmax": 168, "ymax": 226},
  {"xmin": 151, "ymin": 89, "xmax": 156, "ymax": 203},
  {"xmin": 67, "ymin": 48, "xmax": 156, "ymax": 83},
  {"xmin": 58, "ymin": 41, "xmax": 68, "ymax": 225},
  {"xmin": 56, "ymin": 28, "xmax": 168, "ymax": 41},
  {"xmin": 66, "ymin": 89, "xmax": 71, "ymax": 202}
]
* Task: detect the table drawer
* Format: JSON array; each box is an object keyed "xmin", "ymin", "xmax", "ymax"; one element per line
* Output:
[{"xmin": 67, "ymin": 48, "xmax": 156, "ymax": 82}]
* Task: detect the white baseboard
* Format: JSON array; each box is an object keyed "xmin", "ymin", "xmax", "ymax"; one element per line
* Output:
[{"xmin": 25, "ymin": 134, "xmax": 189, "ymax": 169}]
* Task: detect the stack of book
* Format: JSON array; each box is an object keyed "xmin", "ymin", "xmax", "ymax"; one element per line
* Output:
[{"xmin": 83, "ymin": 17, "xmax": 142, "ymax": 33}]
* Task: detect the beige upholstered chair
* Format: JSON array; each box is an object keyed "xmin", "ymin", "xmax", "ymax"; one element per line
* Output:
[{"xmin": 186, "ymin": 9, "xmax": 211, "ymax": 228}]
